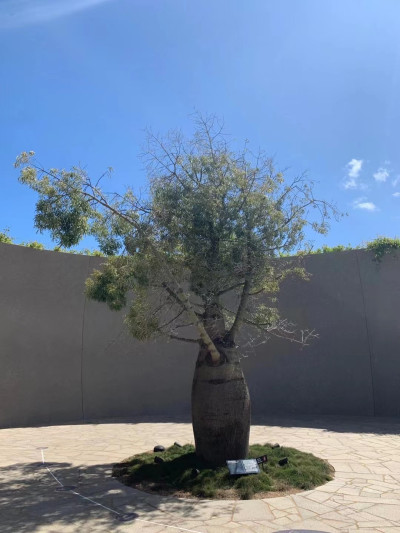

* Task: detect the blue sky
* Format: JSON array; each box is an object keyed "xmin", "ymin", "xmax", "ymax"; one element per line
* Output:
[{"xmin": 1, "ymin": 0, "xmax": 400, "ymax": 251}]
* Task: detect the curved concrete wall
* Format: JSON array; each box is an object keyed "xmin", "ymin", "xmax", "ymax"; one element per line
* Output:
[{"xmin": 0, "ymin": 243, "xmax": 399, "ymax": 428}]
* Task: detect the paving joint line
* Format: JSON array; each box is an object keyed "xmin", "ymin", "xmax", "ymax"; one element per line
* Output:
[{"xmin": 38, "ymin": 447, "xmax": 204, "ymax": 533}]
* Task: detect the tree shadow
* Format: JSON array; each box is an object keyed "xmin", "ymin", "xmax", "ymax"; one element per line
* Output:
[
  {"xmin": 0, "ymin": 459, "xmax": 233, "ymax": 532},
  {"xmin": 7, "ymin": 412, "xmax": 400, "ymax": 437},
  {"xmin": 77, "ymin": 413, "xmax": 400, "ymax": 437},
  {"xmin": 252, "ymin": 414, "xmax": 400, "ymax": 435},
  {"xmin": 1, "ymin": 414, "xmax": 193, "ymax": 431}
]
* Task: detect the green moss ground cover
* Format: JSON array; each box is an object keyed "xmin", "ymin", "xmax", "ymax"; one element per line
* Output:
[{"xmin": 112, "ymin": 443, "xmax": 334, "ymax": 500}]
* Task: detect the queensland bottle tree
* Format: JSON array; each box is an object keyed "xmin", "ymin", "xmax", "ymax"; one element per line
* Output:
[{"xmin": 16, "ymin": 116, "xmax": 337, "ymax": 466}]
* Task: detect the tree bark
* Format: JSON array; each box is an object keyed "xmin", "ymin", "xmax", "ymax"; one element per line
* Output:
[{"xmin": 191, "ymin": 342, "xmax": 251, "ymax": 466}]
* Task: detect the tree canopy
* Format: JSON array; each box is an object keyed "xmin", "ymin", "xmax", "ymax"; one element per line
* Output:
[{"xmin": 16, "ymin": 115, "xmax": 338, "ymax": 362}]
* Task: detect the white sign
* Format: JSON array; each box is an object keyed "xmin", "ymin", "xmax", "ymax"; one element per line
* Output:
[{"xmin": 226, "ymin": 459, "xmax": 260, "ymax": 475}]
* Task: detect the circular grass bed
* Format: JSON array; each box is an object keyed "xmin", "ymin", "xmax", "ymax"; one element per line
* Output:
[{"xmin": 112, "ymin": 443, "xmax": 334, "ymax": 500}]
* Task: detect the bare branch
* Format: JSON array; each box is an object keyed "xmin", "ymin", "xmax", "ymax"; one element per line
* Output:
[
  {"xmin": 166, "ymin": 334, "xmax": 200, "ymax": 344},
  {"xmin": 159, "ymin": 308, "xmax": 185, "ymax": 330},
  {"xmin": 217, "ymin": 281, "xmax": 244, "ymax": 296},
  {"xmin": 225, "ymin": 277, "xmax": 251, "ymax": 344}
]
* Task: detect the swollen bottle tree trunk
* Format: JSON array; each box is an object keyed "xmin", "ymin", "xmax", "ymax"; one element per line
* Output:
[{"xmin": 191, "ymin": 342, "xmax": 251, "ymax": 466}]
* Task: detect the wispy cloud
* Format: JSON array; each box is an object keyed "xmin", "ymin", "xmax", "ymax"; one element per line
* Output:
[
  {"xmin": 393, "ymin": 192, "xmax": 400, "ymax": 198},
  {"xmin": 392, "ymin": 175, "xmax": 400, "ymax": 187},
  {"xmin": 0, "ymin": 0, "xmax": 113, "ymax": 29},
  {"xmin": 373, "ymin": 167, "xmax": 390, "ymax": 183},
  {"xmin": 343, "ymin": 158, "xmax": 363, "ymax": 189},
  {"xmin": 353, "ymin": 197, "xmax": 378, "ymax": 211}
]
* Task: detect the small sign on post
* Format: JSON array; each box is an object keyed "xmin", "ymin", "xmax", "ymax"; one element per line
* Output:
[{"xmin": 256, "ymin": 454, "xmax": 268, "ymax": 471}]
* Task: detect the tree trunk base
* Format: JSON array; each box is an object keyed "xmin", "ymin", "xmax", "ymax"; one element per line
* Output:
[{"xmin": 191, "ymin": 343, "xmax": 251, "ymax": 466}]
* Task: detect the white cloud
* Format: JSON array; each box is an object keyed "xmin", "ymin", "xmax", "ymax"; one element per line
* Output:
[
  {"xmin": 392, "ymin": 176, "xmax": 400, "ymax": 187},
  {"xmin": 373, "ymin": 167, "xmax": 390, "ymax": 183},
  {"xmin": 353, "ymin": 197, "xmax": 378, "ymax": 211},
  {"xmin": 393, "ymin": 192, "xmax": 400, "ymax": 198},
  {"xmin": 343, "ymin": 158, "xmax": 363, "ymax": 189},
  {"xmin": 347, "ymin": 158, "xmax": 363, "ymax": 178},
  {"xmin": 0, "ymin": 0, "xmax": 113, "ymax": 29},
  {"xmin": 344, "ymin": 178, "xmax": 357, "ymax": 189}
]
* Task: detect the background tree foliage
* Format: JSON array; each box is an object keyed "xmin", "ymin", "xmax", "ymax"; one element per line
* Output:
[{"xmin": 16, "ymin": 116, "xmax": 338, "ymax": 358}]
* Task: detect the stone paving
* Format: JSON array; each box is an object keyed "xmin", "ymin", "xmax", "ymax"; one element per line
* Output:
[{"xmin": 1, "ymin": 417, "xmax": 400, "ymax": 533}]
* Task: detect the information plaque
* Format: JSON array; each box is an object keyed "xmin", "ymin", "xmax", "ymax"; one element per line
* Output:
[{"xmin": 226, "ymin": 459, "xmax": 260, "ymax": 475}]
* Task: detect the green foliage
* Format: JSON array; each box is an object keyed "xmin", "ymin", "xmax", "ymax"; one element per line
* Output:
[
  {"xmin": 0, "ymin": 230, "xmax": 108, "ymax": 256},
  {"xmin": 53, "ymin": 246, "xmax": 105, "ymax": 256},
  {"xmin": 124, "ymin": 289, "xmax": 160, "ymax": 340},
  {"xmin": 0, "ymin": 228, "xmax": 13, "ymax": 244},
  {"xmin": 16, "ymin": 116, "xmax": 338, "ymax": 347},
  {"xmin": 149, "ymin": 144, "xmax": 326, "ymax": 300},
  {"xmin": 16, "ymin": 156, "xmax": 94, "ymax": 248},
  {"xmin": 113, "ymin": 443, "xmax": 334, "ymax": 500},
  {"xmin": 310, "ymin": 244, "xmax": 355, "ymax": 254},
  {"xmin": 366, "ymin": 236, "xmax": 400, "ymax": 262},
  {"xmin": 246, "ymin": 304, "xmax": 280, "ymax": 329},
  {"xmin": 20, "ymin": 241, "xmax": 45, "ymax": 250},
  {"xmin": 82, "ymin": 249, "xmax": 105, "ymax": 257},
  {"xmin": 0, "ymin": 228, "xmax": 103, "ymax": 255},
  {"xmin": 85, "ymin": 256, "xmax": 136, "ymax": 311}
]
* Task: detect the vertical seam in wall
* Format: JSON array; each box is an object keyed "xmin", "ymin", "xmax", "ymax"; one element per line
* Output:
[
  {"xmin": 355, "ymin": 250, "xmax": 376, "ymax": 416},
  {"xmin": 80, "ymin": 257, "xmax": 91, "ymax": 421}
]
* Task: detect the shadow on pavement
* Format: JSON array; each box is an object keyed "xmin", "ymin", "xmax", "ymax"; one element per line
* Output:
[
  {"xmin": 0, "ymin": 459, "xmax": 224, "ymax": 532},
  {"xmin": 4, "ymin": 413, "xmax": 400, "ymax": 436},
  {"xmin": 252, "ymin": 414, "xmax": 400, "ymax": 435}
]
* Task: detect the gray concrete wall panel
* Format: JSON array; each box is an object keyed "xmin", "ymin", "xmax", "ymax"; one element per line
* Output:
[
  {"xmin": 0, "ymin": 244, "xmax": 88, "ymax": 427},
  {"xmin": 0, "ymin": 243, "xmax": 398, "ymax": 427},
  {"xmin": 357, "ymin": 251, "xmax": 400, "ymax": 416},
  {"xmin": 242, "ymin": 251, "xmax": 375, "ymax": 417}
]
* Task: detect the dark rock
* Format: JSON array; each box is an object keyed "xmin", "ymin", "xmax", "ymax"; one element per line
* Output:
[
  {"xmin": 174, "ymin": 442, "xmax": 183, "ymax": 447},
  {"xmin": 113, "ymin": 466, "xmax": 128, "ymax": 477},
  {"xmin": 153, "ymin": 445, "xmax": 165, "ymax": 452},
  {"xmin": 272, "ymin": 443, "xmax": 280, "ymax": 448},
  {"xmin": 191, "ymin": 468, "xmax": 200, "ymax": 478},
  {"xmin": 149, "ymin": 482, "xmax": 171, "ymax": 492},
  {"xmin": 154, "ymin": 456, "xmax": 165, "ymax": 464},
  {"xmin": 278, "ymin": 457, "xmax": 288, "ymax": 466},
  {"xmin": 115, "ymin": 512, "xmax": 138, "ymax": 522}
]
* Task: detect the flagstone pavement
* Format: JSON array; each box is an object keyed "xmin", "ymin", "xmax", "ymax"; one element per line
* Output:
[{"xmin": 1, "ymin": 416, "xmax": 400, "ymax": 533}]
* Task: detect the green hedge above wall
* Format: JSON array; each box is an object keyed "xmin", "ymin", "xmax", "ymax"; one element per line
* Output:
[{"xmin": 1, "ymin": 228, "xmax": 399, "ymax": 261}]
